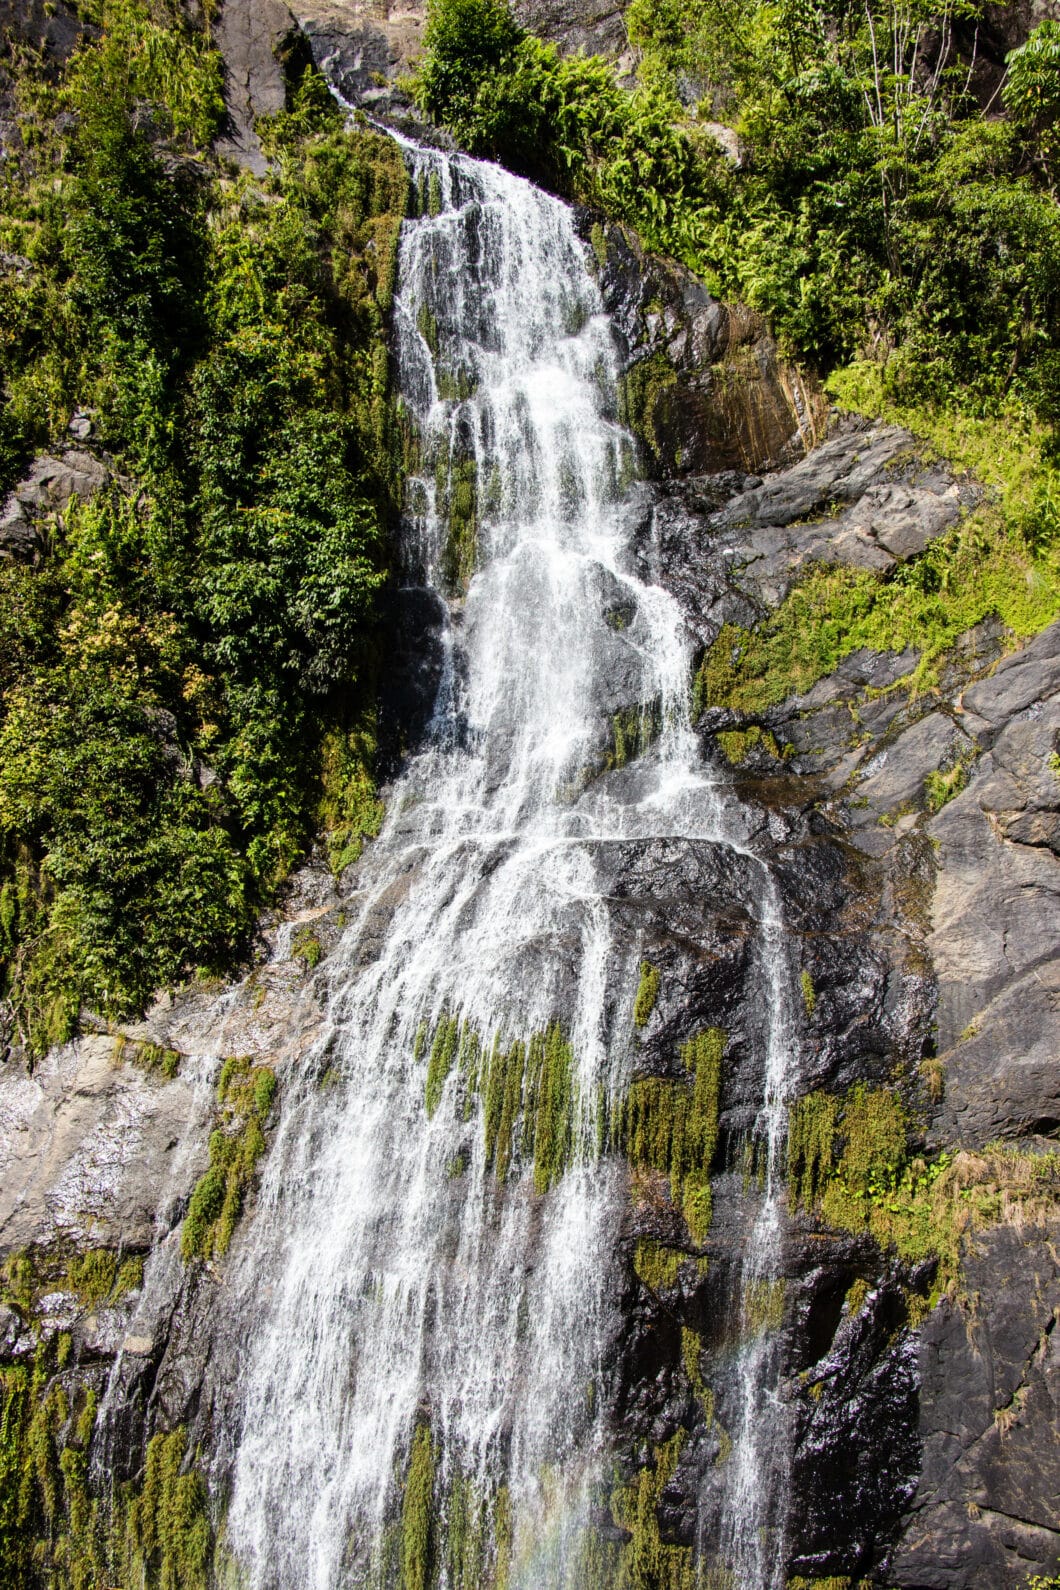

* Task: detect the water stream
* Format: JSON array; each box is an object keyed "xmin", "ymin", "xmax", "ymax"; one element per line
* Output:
[{"xmin": 221, "ymin": 139, "xmax": 797, "ymax": 1590}]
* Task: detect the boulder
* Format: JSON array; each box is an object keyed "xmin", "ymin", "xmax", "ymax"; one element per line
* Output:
[
  {"xmin": 891, "ymin": 1223, "xmax": 1060, "ymax": 1588},
  {"xmin": 709, "ymin": 424, "xmax": 976, "ymax": 607},
  {"xmin": 215, "ymin": 0, "xmax": 299, "ymax": 173},
  {"xmin": 0, "ymin": 449, "xmax": 108, "ymax": 561}
]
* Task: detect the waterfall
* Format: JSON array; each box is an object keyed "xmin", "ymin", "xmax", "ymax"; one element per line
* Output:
[
  {"xmin": 719, "ymin": 881, "xmax": 796, "ymax": 1590},
  {"xmin": 222, "ymin": 138, "xmax": 797, "ymax": 1590}
]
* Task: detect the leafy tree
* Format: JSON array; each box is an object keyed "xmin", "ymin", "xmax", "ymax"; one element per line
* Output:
[
  {"xmin": 0, "ymin": 4, "xmax": 407, "ymax": 1047},
  {"xmin": 1004, "ymin": 20, "xmax": 1060, "ymax": 179}
]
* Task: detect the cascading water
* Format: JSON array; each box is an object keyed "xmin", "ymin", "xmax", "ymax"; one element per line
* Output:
[
  {"xmin": 719, "ymin": 881, "xmax": 796, "ymax": 1590},
  {"xmin": 221, "ymin": 138, "xmax": 798, "ymax": 1589}
]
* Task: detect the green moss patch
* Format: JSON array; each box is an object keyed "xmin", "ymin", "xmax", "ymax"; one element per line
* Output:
[
  {"xmin": 417, "ymin": 1014, "xmax": 576, "ymax": 1195},
  {"xmin": 618, "ymin": 1028, "xmax": 725, "ymax": 1243},
  {"xmin": 181, "ymin": 1056, "xmax": 277, "ymax": 1263},
  {"xmin": 788, "ymin": 1081, "xmax": 1060, "ymax": 1294},
  {"xmin": 632, "ymin": 960, "xmax": 661, "ymax": 1027},
  {"xmin": 0, "ymin": 1337, "xmax": 210, "ymax": 1590}
]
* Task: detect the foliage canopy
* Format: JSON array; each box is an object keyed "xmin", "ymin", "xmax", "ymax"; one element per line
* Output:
[{"xmin": 0, "ymin": 1, "xmax": 407, "ymax": 1046}]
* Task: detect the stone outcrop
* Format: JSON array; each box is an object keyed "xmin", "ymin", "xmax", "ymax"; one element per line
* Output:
[
  {"xmin": 585, "ymin": 214, "xmax": 827, "ymax": 480},
  {"xmin": 0, "ymin": 448, "xmax": 108, "ymax": 561},
  {"xmin": 294, "ymin": 0, "xmax": 427, "ymax": 108},
  {"xmin": 215, "ymin": 0, "xmax": 301, "ymax": 172},
  {"xmin": 703, "ymin": 423, "xmax": 977, "ymax": 600}
]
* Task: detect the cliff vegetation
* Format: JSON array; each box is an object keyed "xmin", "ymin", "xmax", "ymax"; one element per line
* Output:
[
  {"xmin": 417, "ymin": 0, "xmax": 1060, "ymax": 702},
  {"xmin": 0, "ymin": 0, "xmax": 406, "ymax": 1054}
]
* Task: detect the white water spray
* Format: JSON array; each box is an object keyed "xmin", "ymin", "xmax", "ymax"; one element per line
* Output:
[{"xmin": 222, "ymin": 140, "xmax": 797, "ymax": 1590}]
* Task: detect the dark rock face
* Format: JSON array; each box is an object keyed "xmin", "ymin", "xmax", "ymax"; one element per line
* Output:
[
  {"xmin": 892, "ymin": 1224, "xmax": 1060, "ymax": 1588},
  {"xmin": 787, "ymin": 1269, "xmax": 922, "ymax": 1579},
  {"xmin": 642, "ymin": 419, "xmax": 978, "ymax": 648},
  {"xmin": 957, "ymin": 0, "xmax": 1060, "ymax": 109},
  {"xmin": 581, "ymin": 213, "xmax": 827, "ymax": 479}
]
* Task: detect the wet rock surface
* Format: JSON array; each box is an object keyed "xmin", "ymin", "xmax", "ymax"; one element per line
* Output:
[
  {"xmin": 582, "ymin": 213, "xmax": 827, "ymax": 478},
  {"xmin": 638, "ymin": 413, "xmax": 1059, "ymax": 1581},
  {"xmin": 787, "ymin": 1269, "xmax": 922, "ymax": 1579}
]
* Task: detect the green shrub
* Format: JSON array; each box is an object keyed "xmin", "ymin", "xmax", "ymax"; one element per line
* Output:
[
  {"xmin": 416, "ymin": 0, "xmax": 1060, "ymax": 432},
  {"xmin": 800, "ymin": 970, "xmax": 816, "ymax": 1017},
  {"xmin": 291, "ymin": 928, "xmax": 324, "ymax": 970},
  {"xmin": 0, "ymin": 14, "xmax": 407, "ymax": 1051},
  {"xmin": 1004, "ymin": 21, "xmax": 1060, "ymax": 177}
]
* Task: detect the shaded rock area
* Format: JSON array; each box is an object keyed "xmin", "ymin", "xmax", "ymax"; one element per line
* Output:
[
  {"xmin": 787, "ymin": 1266, "xmax": 923, "ymax": 1577},
  {"xmin": 957, "ymin": 0, "xmax": 1060, "ymax": 110},
  {"xmin": 582, "ymin": 213, "xmax": 827, "ymax": 480},
  {"xmin": 892, "ymin": 1223, "xmax": 1060, "ymax": 1588}
]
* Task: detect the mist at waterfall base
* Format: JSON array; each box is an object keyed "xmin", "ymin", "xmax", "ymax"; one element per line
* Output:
[{"xmin": 221, "ymin": 140, "xmax": 797, "ymax": 1590}]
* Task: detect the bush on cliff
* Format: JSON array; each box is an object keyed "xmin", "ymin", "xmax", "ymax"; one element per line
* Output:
[
  {"xmin": 0, "ymin": 2, "xmax": 407, "ymax": 1047},
  {"xmin": 416, "ymin": 0, "xmax": 1060, "ymax": 431},
  {"xmin": 417, "ymin": 0, "xmax": 1060, "ymax": 708}
]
